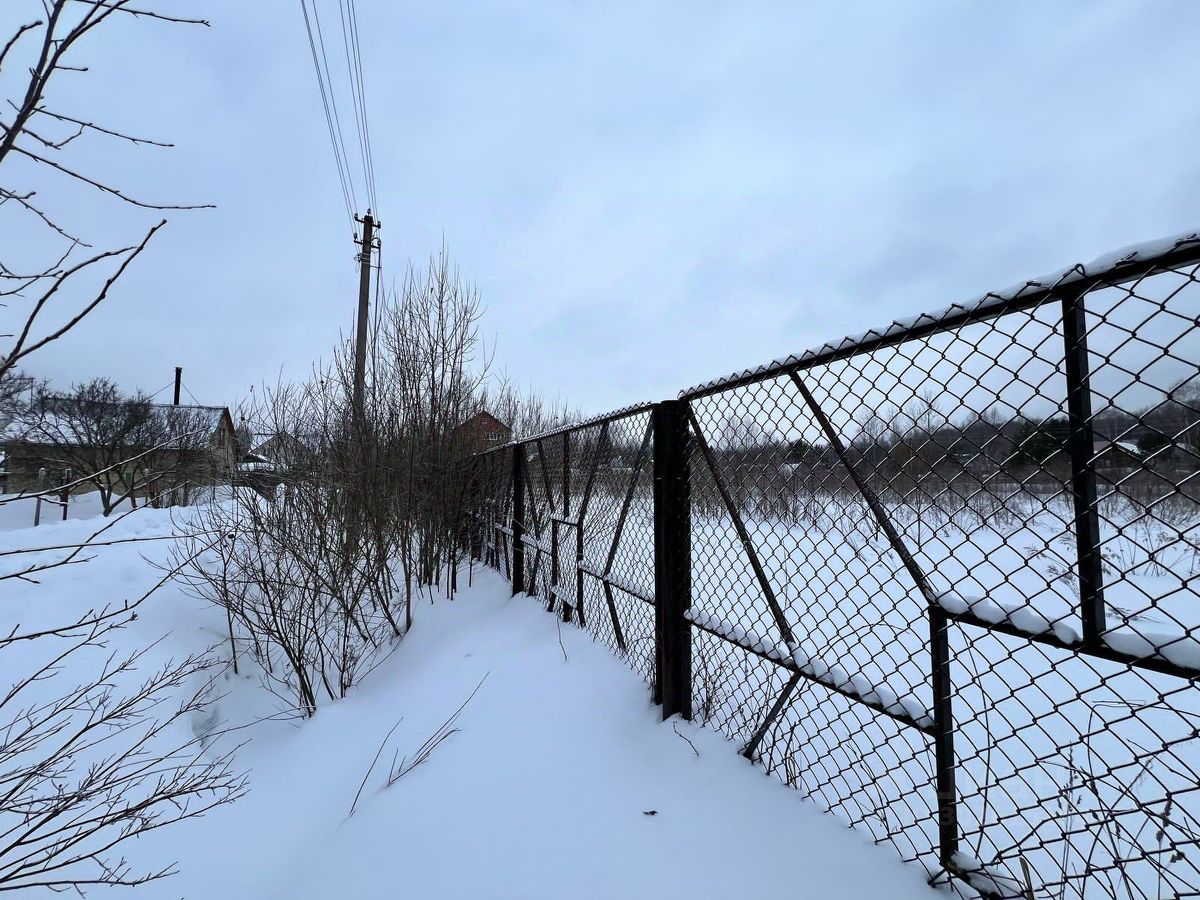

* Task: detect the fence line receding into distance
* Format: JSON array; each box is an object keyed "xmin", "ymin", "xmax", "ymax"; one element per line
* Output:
[{"xmin": 464, "ymin": 231, "xmax": 1200, "ymax": 899}]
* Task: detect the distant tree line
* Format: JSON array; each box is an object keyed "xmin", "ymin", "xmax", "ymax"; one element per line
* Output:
[{"xmin": 772, "ymin": 379, "xmax": 1200, "ymax": 481}]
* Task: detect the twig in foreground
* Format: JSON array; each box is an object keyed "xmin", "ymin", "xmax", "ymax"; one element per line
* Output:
[
  {"xmin": 348, "ymin": 717, "xmax": 404, "ymax": 819},
  {"xmin": 387, "ymin": 674, "xmax": 488, "ymax": 787}
]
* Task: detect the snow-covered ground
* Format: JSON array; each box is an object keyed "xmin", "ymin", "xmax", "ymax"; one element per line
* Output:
[
  {"xmin": 497, "ymin": 452, "xmax": 1200, "ymax": 896},
  {"xmin": 0, "ymin": 505, "xmax": 937, "ymax": 899}
]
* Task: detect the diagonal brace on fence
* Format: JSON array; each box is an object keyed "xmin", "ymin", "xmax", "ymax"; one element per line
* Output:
[
  {"xmin": 787, "ymin": 370, "xmax": 959, "ymax": 868},
  {"xmin": 685, "ymin": 404, "xmax": 796, "ymax": 647},
  {"xmin": 602, "ymin": 417, "xmax": 654, "ymax": 579}
]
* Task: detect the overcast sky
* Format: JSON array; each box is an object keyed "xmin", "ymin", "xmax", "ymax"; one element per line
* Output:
[{"xmin": 4, "ymin": 1, "xmax": 1200, "ymax": 417}]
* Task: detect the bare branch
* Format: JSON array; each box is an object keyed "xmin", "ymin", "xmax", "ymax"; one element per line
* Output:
[
  {"xmin": 65, "ymin": 1, "xmax": 211, "ymax": 27},
  {"xmin": 2, "ymin": 219, "xmax": 163, "ymax": 375},
  {"xmin": 27, "ymin": 104, "xmax": 173, "ymax": 147},
  {"xmin": 12, "ymin": 145, "xmax": 213, "ymax": 210},
  {"xmin": 0, "ymin": 21, "xmax": 42, "ymax": 75},
  {"xmin": 0, "ymin": 187, "xmax": 89, "ymax": 245}
]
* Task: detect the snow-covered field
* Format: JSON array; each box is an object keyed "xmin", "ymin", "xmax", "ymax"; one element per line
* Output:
[
  {"xmin": 0, "ymin": 504, "xmax": 938, "ymax": 899},
  {"xmin": 495, "ymin": 443, "xmax": 1200, "ymax": 897}
]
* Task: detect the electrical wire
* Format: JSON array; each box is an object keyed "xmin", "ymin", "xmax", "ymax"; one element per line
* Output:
[
  {"xmin": 299, "ymin": 0, "xmax": 382, "ymax": 340},
  {"xmin": 349, "ymin": 0, "xmax": 378, "ymax": 210},
  {"xmin": 310, "ymin": 0, "xmax": 364, "ymax": 213},
  {"xmin": 299, "ymin": 0, "xmax": 356, "ymax": 224},
  {"xmin": 338, "ymin": 0, "xmax": 377, "ymax": 212}
]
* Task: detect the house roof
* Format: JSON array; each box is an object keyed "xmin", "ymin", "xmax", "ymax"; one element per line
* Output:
[
  {"xmin": 1094, "ymin": 438, "xmax": 1143, "ymax": 456},
  {"xmin": 248, "ymin": 431, "xmax": 325, "ymax": 458},
  {"xmin": 454, "ymin": 410, "xmax": 510, "ymax": 431},
  {"xmin": 4, "ymin": 401, "xmax": 232, "ymax": 450}
]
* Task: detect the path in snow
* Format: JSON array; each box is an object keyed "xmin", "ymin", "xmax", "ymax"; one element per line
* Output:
[{"xmin": 115, "ymin": 565, "xmax": 936, "ymax": 899}]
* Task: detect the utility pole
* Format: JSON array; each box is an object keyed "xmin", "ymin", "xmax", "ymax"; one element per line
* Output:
[
  {"xmin": 353, "ymin": 210, "xmax": 379, "ymax": 424},
  {"xmin": 173, "ymin": 367, "xmax": 182, "ymax": 406}
]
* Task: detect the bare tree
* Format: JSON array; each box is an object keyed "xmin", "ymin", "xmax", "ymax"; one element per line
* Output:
[
  {"xmin": 1, "ymin": 1, "xmax": 209, "ymax": 380},
  {"xmin": 10, "ymin": 379, "xmax": 219, "ymax": 514},
  {"xmin": 379, "ymin": 250, "xmax": 492, "ymax": 594},
  {"xmin": 0, "ymin": 6, "xmax": 246, "ymax": 894},
  {"xmin": 15, "ymin": 378, "xmax": 152, "ymax": 512},
  {"xmin": 0, "ymin": 370, "xmax": 31, "ymax": 428}
]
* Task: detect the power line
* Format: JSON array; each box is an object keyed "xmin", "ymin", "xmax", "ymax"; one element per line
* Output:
[
  {"xmin": 299, "ymin": 0, "xmax": 380, "ymax": 230},
  {"xmin": 345, "ymin": 0, "xmax": 377, "ymax": 210},
  {"xmin": 145, "ymin": 381, "xmax": 174, "ymax": 402},
  {"xmin": 310, "ymin": 0, "xmax": 363, "ymax": 213},
  {"xmin": 299, "ymin": 0, "xmax": 382, "ymax": 378},
  {"xmin": 298, "ymin": 0, "xmax": 356, "ymax": 224},
  {"xmin": 338, "ymin": 0, "xmax": 375, "ymax": 212}
]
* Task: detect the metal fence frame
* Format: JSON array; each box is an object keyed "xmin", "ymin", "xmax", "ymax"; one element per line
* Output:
[{"xmin": 464, "ymin": 230, "xmax": 1200, "ymax": 898}]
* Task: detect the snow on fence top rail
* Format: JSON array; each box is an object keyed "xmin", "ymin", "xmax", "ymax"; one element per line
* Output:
[
  {"xmin": 679, "ymin": 229, "xmax": 1200, "ymax": 400},
  {"xmin": 473, "ymin": 401, "xmax": 654, "ymax": 456},
  {"xmin": 936, "ymin": 591, "xmax": 1200, "ymax": 683},
  {"xmin": 470, "ymin": 231, "xmax": 1200, "ymax": 449}
]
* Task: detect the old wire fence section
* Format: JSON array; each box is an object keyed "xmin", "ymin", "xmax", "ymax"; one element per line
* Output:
[{"xmin": 465, "ymin": 232, "xmax": 1200, "ymax": 899}]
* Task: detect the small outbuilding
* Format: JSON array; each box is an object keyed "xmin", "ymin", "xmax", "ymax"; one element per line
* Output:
[{"xmin": 452, "ymin": 411, "xmax": 512, "ymax": 454}]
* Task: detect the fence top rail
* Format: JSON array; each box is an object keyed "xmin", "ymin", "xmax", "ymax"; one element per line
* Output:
[
  {"xmin": 679, "ymin": 229, "xmax": 1200, "ymax": 401},
  {"xmin": 473, "ymin": 401, "xmax": 655, "ymax": 458}
]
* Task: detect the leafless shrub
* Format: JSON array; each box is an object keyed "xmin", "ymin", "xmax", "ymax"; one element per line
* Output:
[
  {"xmin": 176, "ymin": 248, "xmax": 511, "ymax": 715},
  {"xmin": 173, "ymin": 376, "xmax": 402, "ymax": 715},
  {"xmin": 0, "ymin": 622, "xmax": 246, "ymax": 891}
]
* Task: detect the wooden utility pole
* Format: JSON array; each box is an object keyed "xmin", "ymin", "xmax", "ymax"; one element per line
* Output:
[
  {"xmin": 173, "ymin": 367, "xmax": 182, "ymax": 405},
  {"xmin": 353, "ymin": 210, "xmax": 379, "ymax": 424}
]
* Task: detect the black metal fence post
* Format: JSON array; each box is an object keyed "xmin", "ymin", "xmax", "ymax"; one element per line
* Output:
[
  {"xmin": 466, "ymin": 459, "xmax": 482, "ymax": 563},
  {"xmin": 653, "ymin": 400, "xmax": 692, "ymax": 721},
  {"xmin": 1061, "ymin": 287, "xmax": 1106, "ymax": 647},
  {"xmin": 492, "ymin": 454, "xmax": 503, "ymax": 568},
  {"xmin": 491, "ymin": 456, "xmax": 501, "ymax": 569},
  {"xmin": 511, "ymin": 444, "xmax": 526, "ymax": 597},
  {"xmin": 561, "ymin": 431, "xmax": 572, "ymax": 622},
  {"xmin": 929, "ymin": 606, "xmax": 959, "ymax": 870}
]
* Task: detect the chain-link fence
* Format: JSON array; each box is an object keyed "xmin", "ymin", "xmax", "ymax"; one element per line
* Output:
[{"xmin": 464, "ymin": 231, "xmax": 1200, "ymax": 899}]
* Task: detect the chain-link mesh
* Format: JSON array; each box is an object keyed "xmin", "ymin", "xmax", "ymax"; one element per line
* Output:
[
  {"xmin": 470, "ymin": 406, "xmax": 658, "ymax": 687},
  {"xmin": 469, "ymin": 447, "xmax": 513, "ymax": 578},
  {"xmin": 464, "ymin": 233, "xmax": 1200, "ymax": 899}
]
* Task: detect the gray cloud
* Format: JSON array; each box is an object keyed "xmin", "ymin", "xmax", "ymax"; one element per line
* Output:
[{"xmin": 5, "ymin": 0, "xmax": 1199, "ymax": 417}]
